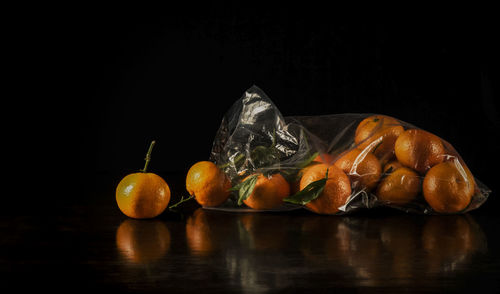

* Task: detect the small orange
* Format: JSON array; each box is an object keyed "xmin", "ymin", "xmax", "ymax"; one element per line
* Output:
[
  {"xmin": 334, "ymin": 148, "xmax": 382, "ymax": 191},
  {"xmin": 186, "ymin": 161, "xmax": 232, "ymax": 207},
  {"xmin": 116, "ymin": 141, "xmax": 171, "ymax": 219},
  {"xmin": 355, "ymin": 115, "xmax": 405, "ymax": 164},
  {"xmin": 375, "ymin": 167, "xmax": 421, "ymax": 205},
  {"xmin": 299, "ymin": 163, "xmax": 351, "ymax": 214},
  {"xmin": 115, "ymin": 219, "xmax": 171, "ymax": 264},
  {"xmin": 423, "ymin": 160, "xmax": 475, "ymax": 213},
  {"xmin": 242, "ymin": 173, "xmax": 290, "ymax": 210},
  {"xmin": 394, "ymin": 129, "xmax": 445, "ymax": 174}
]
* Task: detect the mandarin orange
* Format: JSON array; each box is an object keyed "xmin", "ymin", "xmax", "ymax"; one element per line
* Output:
[
  {"xmin": 242, "ymin": 173, "xmax": 290, "ymax": 210},
  {"xmin": 299, "ymin": 163, "xmax": 351, "ymax": 214},
  {"xmin": 334, "ymin": 148, "xmax": 382, "ymax": 191},
  {"xmin": 186, "ymin": 161, "xmax": 232, "ymax": 207},
  {"xmin": 375, "ymin": 167, "xmax": 421, "ymax": 205},
  {"xmin": 116, "ymin": 141, "xmax": 171, "ymax": 219},
  {"xmin": 423, "ymin": 160, "xmax": 475, "ymax": 213},
  {"xmin": 355, "ymin": 115, "xmax": 404, "ymax": 164},
  {"xmin": 394, "ymin": 129, "xmax": 445, "ymax": 174}
]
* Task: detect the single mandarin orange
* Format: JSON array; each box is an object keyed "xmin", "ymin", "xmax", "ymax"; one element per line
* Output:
[
  {"xmin": 375, "ymin": 167, "xmax": 421, "ymax": 205},
  {"xmin": 355, "ymin": 115, "xmax": 405, "ymax": 164},
  {"xmin": 186, "ymin": 161, "xmax": 232, "ymax": 207},
  {"xmin": 116, "ymin": 141, "xmax": 171, "ymax": 219},
  {"xmin": 300, "ymin": 163, "xmax": 351, "ymax": 214},
  {"xmin": 394, "ymin": 129, "xmax": 445, "ymax": 174},
  {"xmin": 334, "ymin": 148, "xmax": 382, "ymax": 191},
  {"xmin": 116, "ymin": 173, "xmax": 171, "ymax": 219},
  {"xmin": 242, "ymin": 173, "xmax": 290, "ymax": 210},
  {"xmin": 423, "ymin": 160, "xmax": 475, "ymax": 213}
]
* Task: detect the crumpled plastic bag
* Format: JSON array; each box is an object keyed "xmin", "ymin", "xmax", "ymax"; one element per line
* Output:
[{"xmin": 208, "ymin": 85, "xmax": 491, "ymax": 215}]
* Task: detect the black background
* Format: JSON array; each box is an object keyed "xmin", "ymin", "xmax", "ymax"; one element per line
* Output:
[{"xmin": 23, "ymin": 7, "xmax": 499, "ymax": 212}]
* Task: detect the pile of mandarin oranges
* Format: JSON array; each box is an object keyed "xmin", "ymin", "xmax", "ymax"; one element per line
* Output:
[{"xmin": 116, "ymin": 115, "xmax": 478, "ymax": 218}]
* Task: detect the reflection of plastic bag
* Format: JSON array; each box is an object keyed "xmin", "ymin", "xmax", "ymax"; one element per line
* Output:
[{"xmin": 209, "ymin": 86, "xmax": 491, "ymax": 215}]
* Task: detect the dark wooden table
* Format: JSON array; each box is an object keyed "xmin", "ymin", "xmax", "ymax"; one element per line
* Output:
[{"xmin": 3, "ymin": 172, "xmax": 499, "ymax": 293}]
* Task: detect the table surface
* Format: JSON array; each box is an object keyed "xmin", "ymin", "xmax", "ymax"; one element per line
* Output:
[{"xmin": 3, "ymin": 172, "xmax": 499, "ymax": 293}]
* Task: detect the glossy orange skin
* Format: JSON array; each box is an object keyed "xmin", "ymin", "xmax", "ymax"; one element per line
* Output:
[
  {"xmin": 186, "ymin": 161, "xmax": 232, "ymax": 207},
  {"xmin": 334, "ymin": 148, "xmax": 382, "ymax": 191},
  {"xmin": 243, "ymin": 173, "xmax": 290, "ymax": 210},
  {"xmin": 300, "ymin": 163, "xmax": 351, "ymax": 215},
  {"xmin": 376, "ymin": 167, "xmax": 421, "ymax": 205},
  {"xmin": 355, "ymin": 115, "xmax": 404, "ymax": 164},
  {"xmin": 395, "ymin": 129, "xmax": 445, "ymax": 174},
  {"xmin": 115, "ymin": 219, "xmax": 171, "ymax": 264},
  {"xmin": 423, "ymin": 161, "xmax": 475, "ymax": 213},
  {"xmin": 116, "ymin": 173, "xmax": 171, "ymax": 219}
]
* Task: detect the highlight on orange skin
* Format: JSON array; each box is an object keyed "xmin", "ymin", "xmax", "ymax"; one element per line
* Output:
[{"xmin": 185, "ymin": 208, "xmax": 217, "ymax": 256}]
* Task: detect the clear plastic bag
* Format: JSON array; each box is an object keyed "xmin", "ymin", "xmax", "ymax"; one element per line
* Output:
[{"xmin": 208, "ymin": 86, "xmax": 491, "ymax": 215}]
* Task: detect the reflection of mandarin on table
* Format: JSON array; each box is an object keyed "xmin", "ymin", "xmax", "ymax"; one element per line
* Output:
[
  {"xmin": 186, "ymin": 161, "xmax": 232, "ymax": 207},
  {"xmin": 300, "ymin": 217, "xmax": 352, "ymax": 262},
  {"xmin": 422, "ymin": 215, "xmax": 484, "ymax": 272},
  {"xmin": 379, "ymin": 217, "xmax": 420, "ymax": 280},
  {"xmin": 239, "ymin": 213, "xmax": 288, "ymax": 251},
  {"xmin": 299, "ymin": 163, "xmax": 351, "ymax": 214},
  {"xmin": 116, "ymin": 219, "xmax": 171, "ymax": 265},
  {"xmin": 185, "ymin": 208, "xmax": 218, "ymax": 256},
  {"xmin": 355, "ymin": 115, "xmax": 404, "ymax": 165}
]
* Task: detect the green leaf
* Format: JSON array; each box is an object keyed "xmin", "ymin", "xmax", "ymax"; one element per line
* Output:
[
  {"xmin": 284, "ymin": 168, "xmax": 329, "ymax": 205},
  {"xmin": 229, "ymin": 174, "xmax": 259, "ymax": 206}
]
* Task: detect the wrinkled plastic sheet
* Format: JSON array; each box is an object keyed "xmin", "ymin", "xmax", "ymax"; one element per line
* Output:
[{"xmin": 209, "ymin": 86, "xmax": 491, "ymax": 214}]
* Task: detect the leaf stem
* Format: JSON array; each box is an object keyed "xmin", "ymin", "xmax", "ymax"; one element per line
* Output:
[
  {"xmin": 169, "ymin": 195, "xmax": 195, "ymax": 209},
  {"xmin": 141, "ymin": 140, "xmax": 156, "ymax": 173}
]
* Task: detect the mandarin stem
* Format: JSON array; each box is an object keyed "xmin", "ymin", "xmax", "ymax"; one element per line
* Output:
[{"xmin": 142, "ymin": 140, "xmax": 156, "ymax": 173}]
